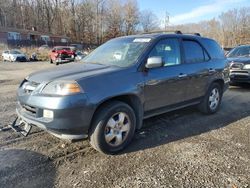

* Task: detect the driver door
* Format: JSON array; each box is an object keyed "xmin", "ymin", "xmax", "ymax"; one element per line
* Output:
[{"xmin": 144, "ymin": 38, "xmax": 190, "ymax": 112}]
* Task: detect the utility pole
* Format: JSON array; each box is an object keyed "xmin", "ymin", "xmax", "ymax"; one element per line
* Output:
[{"xmin": 164, "ymin": 11, "xmax": 169, "ymax": 30}]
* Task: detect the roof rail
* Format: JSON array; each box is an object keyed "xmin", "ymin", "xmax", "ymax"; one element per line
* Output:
[
  {"xmin": 140, "ymin": 30, "xmax": 202, "ymax": 36},
  {"xmin": 141, "ymin": 30, "xmax": 182, "ymax": 35},
  {"xmin": 192, "ymin": 33, "xmax": 201, "ymax": 36},
  {"xmin": 183, "ymin": 32, "xmax": 201, "ymax": 36}
]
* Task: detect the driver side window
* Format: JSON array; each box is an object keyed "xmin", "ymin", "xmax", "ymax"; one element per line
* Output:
[{"xmin": 149, "ymin": 38, "xmax": 181, "ymax": 66}]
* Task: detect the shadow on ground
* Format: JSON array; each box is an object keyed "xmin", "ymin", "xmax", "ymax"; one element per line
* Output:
[
  {"xmin": 0, "ymin": 149, "xmax": 56, "ymax": 188},
  {"xmin": 122, "ymin": 86, "xmax": 250, "ymax": 154}
]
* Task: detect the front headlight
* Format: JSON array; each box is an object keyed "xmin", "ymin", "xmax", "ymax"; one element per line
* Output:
[
  {"xmin": 243, "ymin": 64, "xmax": 250, "ymax": 69},
  {"xmin": 41, "ymin": 80, "xmax": 82, "ymax": 95},
  {"xmin": 11, "ymin": 56, "xmax": 16, "ymax": 61}
]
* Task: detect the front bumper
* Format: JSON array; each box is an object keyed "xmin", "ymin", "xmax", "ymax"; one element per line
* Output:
[
  {"xmin": 15, "ymin": 56, "xmax": 27, "ymax": 62},
  {"xmin": 229, "ymin": 70, "xmax": 250, "ymax": 83},
  {"xmin": 16, "ymin": 92, "xmax": 95, "ymax": 140},
  {"xmin": 55, "ymin": 56, "xmax": 75, "ymax": 63}
]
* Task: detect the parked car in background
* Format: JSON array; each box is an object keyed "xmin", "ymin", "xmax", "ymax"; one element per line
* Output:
[
  {"xmin": 223, "ymin": 47, "xmax": 233, "ymax": 55},
  {"xmin": 2, "ymin": 50, "xmax": 27, "ymax": 62},
  {"xmin": 38, "ymin": 45, "xmax": 50, "ymax": 51},
  {"xmin": 75, "ymin": 51, "xmax": 86, "ymax": 61},
  {"xmin": 16, "ymin": 31, "xmax": 229, "ymax": 154},
  {"xmin": 49, "ymin": 46, "xmax": 76, "ymax": 65},
  {"xmin": 227, "ymin": 45, "xmax": 250, "ymax": 85},
  {"xmin": 70, "ymin": 44, "xmax": 83, "ymax": 51}
]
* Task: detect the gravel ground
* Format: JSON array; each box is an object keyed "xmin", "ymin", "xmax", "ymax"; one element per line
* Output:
[{"xmin": 0, "ymin": 62, "xmax": 249, "ymax": 188}]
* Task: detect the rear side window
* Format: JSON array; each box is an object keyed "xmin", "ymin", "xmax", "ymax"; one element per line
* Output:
[
  {"xmin": 200, "ymin": 38, "xmax": 224, "ymax": 59},
  {"xmin": 183, "ymin": 40, "xmax": 208, "ymax": 63}
]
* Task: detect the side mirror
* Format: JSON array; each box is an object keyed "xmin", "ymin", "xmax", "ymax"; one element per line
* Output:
[{"xmin": 145, "ymin": 57, "xmax": 163, "ymax": 69}]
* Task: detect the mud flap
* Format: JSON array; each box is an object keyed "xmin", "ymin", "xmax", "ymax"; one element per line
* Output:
[{"xmin": 9, "ymin": 117, "xmax": 32, "ymax": 137}]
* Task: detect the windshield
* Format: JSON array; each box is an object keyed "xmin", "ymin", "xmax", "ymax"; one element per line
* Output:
[
  {"xmin": 10, "ymin": 50, "xmax": 22, "ymax": 54},
  {"xmin": 83, "ymin": 37, "xmax": 151, "ymax": 67},
  {"xmin": 56, "ymin": 47, "xmax": 71, "ymax": 51},
  {"xmin": 227, "ymin": 46, "xmax": 250, "ymax": 58}
]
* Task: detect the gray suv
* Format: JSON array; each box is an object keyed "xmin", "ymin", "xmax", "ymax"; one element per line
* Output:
[
  {"xmin": 16, "ymin": 32, "xmax": 229, "ymax": 154},
  {"xmin": 227, "ymin": 45, "xmax": 250, "ymax": 84}
]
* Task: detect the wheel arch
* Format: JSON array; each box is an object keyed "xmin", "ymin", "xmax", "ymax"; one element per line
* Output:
[
  {"xmin": 210, "ymin": 79, "xmax": 225, "ymax": 91},
  {"xmin": 89, "ymin": 94, "xmax": 144, "ymax": 133},
  {"xmin": 210, "ymin": 79, "xmax": 225, "ymax": 92}
]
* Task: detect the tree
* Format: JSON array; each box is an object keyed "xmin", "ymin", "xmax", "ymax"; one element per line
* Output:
[
  {"xmin": 140, "ymin": 10, "xmax": 159, "ymax": 32},
  {"xmin": 123, "ymin": 0, "xmax": 140, "ymax": 35}
]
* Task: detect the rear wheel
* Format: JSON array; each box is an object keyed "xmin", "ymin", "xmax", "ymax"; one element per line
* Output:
[
  {"xmin": 198, "ymin": 83, "xmax": 222, "ymax": 114},
  {"xmin": 89, "ymin": 101, "xmax": 136, "ymax": 154}
]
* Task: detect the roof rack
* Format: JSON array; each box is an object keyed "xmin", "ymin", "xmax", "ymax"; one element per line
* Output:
[
  {"xmin": 141, "ymin": 30, "xmax": 182, "ymax": 35},
  {"xmin": 184, "ymin": 32, "xmax": 201, "ymax": 36},
  {"xmin": 141, "ymin": 30, "xmax": 201, "ymax": 36}
]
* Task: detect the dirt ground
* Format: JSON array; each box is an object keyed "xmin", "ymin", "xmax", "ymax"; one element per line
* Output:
[{"xmin": 0, "ymin": 62, "xmax": 249, "ymax": 188}]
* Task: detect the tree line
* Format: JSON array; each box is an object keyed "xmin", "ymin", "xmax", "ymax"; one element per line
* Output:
[
  {"xmin": 169, "ymin": 7, "xmax": 250, "ymax": 47},
  {"xmin": 0, "ymin": 0, "xmax": 159, "ymax": 45},
  {"xmin": 0, "ymin": 0, "xmax": 249, "ymax": 47}
]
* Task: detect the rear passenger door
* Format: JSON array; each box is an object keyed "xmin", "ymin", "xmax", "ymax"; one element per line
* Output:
[{"xmin": 181, "ymin": 38, "xmax": 211, "ymax": 100}]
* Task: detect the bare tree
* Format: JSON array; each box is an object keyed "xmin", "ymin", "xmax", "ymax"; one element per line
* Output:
[
  {"xmin": 123, "ymin": 0, "xmax": 139, "ymax": 35},
  {"xmin": 140, "ymin": 10, "xmax": 159, "ymax": 32}
]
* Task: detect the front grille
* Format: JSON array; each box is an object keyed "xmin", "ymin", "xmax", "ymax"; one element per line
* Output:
[
  {"xmin": 230, "ymin": 63, "xmax": 244, "ymax": 70},
  {"xmin": 234, "ymin": 75, "xmax": 249, "ymax": 79},
  {"xmin": 231, "ymin": 71, "xmax": 248, "ymax": 74},
  {"xmin": 23, "ymin": 104, "xmax": 36, "ymax": 114},
  {"xmin": 60, "ymin": 53, "xmax": 71, "ymax": 59},
  {"xmin": 16, "ymin": 56, "xmax": 27, "ymax": 62},
  {"xmin": 21, "ymin": 104, "xmax": 37, "ymax": 117}
]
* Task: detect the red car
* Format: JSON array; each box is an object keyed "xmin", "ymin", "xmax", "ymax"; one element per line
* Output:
[{"xmin": 49, "ymin": 46, "xmax": 76, "ymax": 65}]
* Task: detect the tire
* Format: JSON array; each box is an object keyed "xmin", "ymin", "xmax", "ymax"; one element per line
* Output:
[
  {"xmin": 89, "ymin": 101, "xmax": 136, "ymax": 154},
  {"xmin": 50, "ymin": 59, "xmax": 53, "ymax": 64},
  {"xmin": 198, "ymin": 83, "xmax": 222, "ymax": 114}
]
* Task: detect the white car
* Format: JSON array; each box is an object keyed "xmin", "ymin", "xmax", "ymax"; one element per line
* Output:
[
  {"xmin": 75, "ymin": 51, "xmax": 86, "ymax": 61},
  {"xmin": 2, "ymin": 50, "xmax": 27, "ymax": 62}
]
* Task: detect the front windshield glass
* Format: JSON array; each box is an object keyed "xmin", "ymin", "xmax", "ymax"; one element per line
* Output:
[
  {"xmin": 56, "ymin": 47, "xmax": 71, "ymax": 51},
  {"xmin": 83, "ymin": 37, "xmax": 151, "ymax": 67},
  {"xmin": 227, "ymin": 46, "xmax": 250, "ymax": 58},
  {"xmin": 10, "ymin": 50, "xmax": 21, "ymax": 54}
]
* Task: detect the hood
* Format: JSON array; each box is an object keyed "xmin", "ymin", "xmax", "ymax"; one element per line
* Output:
[
  {"xmin": 56, "ymin": 49, "xmax": 75, "ymax": 54},
  {"xmin": 227, "ymin": 57, "xmax": 250, "ymax": 64},
  {"xmin": 27, "ymin": 63, "xmax": 120, "ymax": 83}
]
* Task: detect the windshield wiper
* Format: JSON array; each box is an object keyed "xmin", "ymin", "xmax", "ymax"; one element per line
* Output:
[{"xmin": 237, "ymin": 54, "xmax": 250, "ymax": 57}]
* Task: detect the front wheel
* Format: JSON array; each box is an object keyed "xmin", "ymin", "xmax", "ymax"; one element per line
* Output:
[
  {"xmin": 198, "ymin": 83, "xmax": 222, "ymax": 114},
  {"xmin": 89, "ymin": 101, "xmax": 136, "ymax": 154}
]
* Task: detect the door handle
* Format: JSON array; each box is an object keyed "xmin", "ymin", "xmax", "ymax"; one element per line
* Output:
[
  {"xmin": 178, "ymin": 73, "xmax": 188, "ymax": 78},
  {"xmin": 209, "ymin": 68, "xmax": 216, "ymax": 73},
  {"xmin": 146, "ymin": 79, "xmax": 161, "ymax": 85}
]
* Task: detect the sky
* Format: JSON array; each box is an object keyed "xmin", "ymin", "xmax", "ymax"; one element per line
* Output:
[{"xmin": 137, "ymin": 0, "xmax": 250, "ymax": 25}]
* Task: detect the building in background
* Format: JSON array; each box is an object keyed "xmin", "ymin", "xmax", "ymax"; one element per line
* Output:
[{"xmin": 0, "ymin": 27, "xmax": 70, "ymax": 48}]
